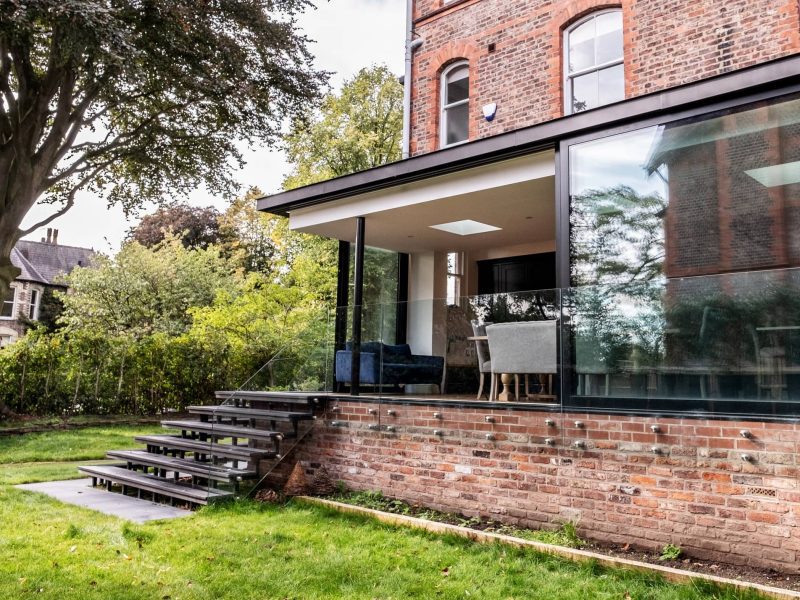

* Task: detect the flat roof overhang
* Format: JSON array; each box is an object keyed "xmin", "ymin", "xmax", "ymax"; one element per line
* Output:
[{"xmin": 257, "ymin": 54, "xmax": 800, "ymax": 217}]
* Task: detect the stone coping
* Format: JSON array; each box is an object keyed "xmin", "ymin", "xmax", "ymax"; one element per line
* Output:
[{"xmin": 297, "ymin": 496, "xmax": 800, "ymax": 600}]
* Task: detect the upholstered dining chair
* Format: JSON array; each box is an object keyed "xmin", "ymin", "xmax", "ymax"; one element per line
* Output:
[
  {"xmin": 471, "ymin": 320, "xmax": 493, "ymax": 400},
  {"xmin": 486, "ymin": 320, "xmax": 557, "ymax": 401}
]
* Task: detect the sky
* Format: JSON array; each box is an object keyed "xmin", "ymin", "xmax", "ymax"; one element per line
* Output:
[{"xmin": 21, "ymin": 0, "xmax": 406, "ymax": 253}]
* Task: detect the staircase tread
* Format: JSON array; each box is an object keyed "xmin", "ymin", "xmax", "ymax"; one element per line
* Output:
[
  {"xmin": 161, "ymin": 420, "xmax": 283, "ymax": 440},
  {"xmin": 77, "ymin": 465, "xmax": 232, "ymax": 502},
  {"xmin": 106, "ymin": 450, "xmax": 256, "ymax": 479},
  {"xmin": 187, "ymin": 405, "xmax": 314, "ymax": 420},
  {"xmin": 135, "ymin": 435, "xmax": 275, "ymax": 459},
  {"xmin": 215, "ymin": 390, "xmax": 324, "ymax": 405}
]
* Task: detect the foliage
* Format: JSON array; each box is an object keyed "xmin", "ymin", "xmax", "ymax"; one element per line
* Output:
[
  {"xmin": 0, "ymin": 224, "xmax": 337, "ymax": 416},
  {"xmin": 129, "ymin": 204, "xmax": 224, "ymax": 250},
  {"xmin": 283, "ymin": 64, "xmax": 403, "ymax": 189},
  {"xmin": 58, "ymin": 237, "xmax": 235, "ymax": 338},
  {"xmin": 660, "ymin": 544, "xmax": 683, "ymax": 561}
]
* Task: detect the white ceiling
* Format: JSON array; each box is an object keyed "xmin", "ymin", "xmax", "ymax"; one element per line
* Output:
[{"xmin": 291, "ymin": 153, "xmax": 556, "ymax": 254}]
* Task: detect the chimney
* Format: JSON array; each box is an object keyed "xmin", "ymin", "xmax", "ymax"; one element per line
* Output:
[
  {"xmin": 52, "ymin": 229, "xmax": 58, "ymax": 245},
  {"xmin": 46, "ymin": 228, "xmax": 52, "ymax": 244}
]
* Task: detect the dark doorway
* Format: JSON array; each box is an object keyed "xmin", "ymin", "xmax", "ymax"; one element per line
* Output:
[{"xmin": 477, "ymin": 252, "xmax": 556, "ymax": 294}]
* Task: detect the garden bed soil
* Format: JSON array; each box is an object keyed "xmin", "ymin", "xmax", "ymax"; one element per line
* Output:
[{"xmin": 319, "ymin": 491, "xmax": 800, "ymax": 594}]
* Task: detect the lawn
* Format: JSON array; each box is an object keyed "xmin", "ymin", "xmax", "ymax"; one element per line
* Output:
[{"xmin": 0, "ymin": 427, "xmax": 766, "ymax": 599}]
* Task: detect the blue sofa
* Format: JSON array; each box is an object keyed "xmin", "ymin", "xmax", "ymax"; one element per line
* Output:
[{"xmin": 335, "ymin": 342, "xmax": 444, "ymax": 388}]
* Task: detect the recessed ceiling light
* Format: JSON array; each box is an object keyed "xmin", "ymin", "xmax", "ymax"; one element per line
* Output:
[
  {"xmin": 429, "ymin": 219, "xmax": 501, "ymax": 236},
  {"xmin": 745, "ymin": 161, "xmax": 800, "ymax": 187}
]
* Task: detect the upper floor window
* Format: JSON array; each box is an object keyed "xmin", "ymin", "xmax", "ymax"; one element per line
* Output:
[
  {"xmin": 1, "ymin": 287, "xmax": 16, "ymax": 319},
  {"xmin": 441, "ymin": 62, "xmax": 469, "ymax": 147},
  {"xmin": 564, "ymin": 9, "xmax": 624, "ymax": 114}
]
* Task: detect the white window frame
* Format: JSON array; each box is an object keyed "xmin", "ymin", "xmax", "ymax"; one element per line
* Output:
[
  {"xmin": 0, "ymin": 286, "xmax": 16, "ymax": 320},
  {"xmin": 563, "ymin": 8, "xmax": 624, "ymax": 115},
  {"xmin": 27, "ymin": 289, "xmax": 40, "ymax": 320},
  {"xmin": 440, "ymin": 61, "xmax": 470, "ymax": 149},
  {"xmin": 446, "ymin": 251, "xmax": 464, "ymax": 306}
]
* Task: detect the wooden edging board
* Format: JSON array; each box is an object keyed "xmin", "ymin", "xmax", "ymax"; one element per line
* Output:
[{"xmin": 297, "ymin": 496, "xmax": 800, "ymax": 600}]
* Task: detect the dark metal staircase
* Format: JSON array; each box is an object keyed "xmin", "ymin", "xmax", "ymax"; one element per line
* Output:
[{"xmin": 78, "ymin": 391, "xmax": 323, "ymax": 508}]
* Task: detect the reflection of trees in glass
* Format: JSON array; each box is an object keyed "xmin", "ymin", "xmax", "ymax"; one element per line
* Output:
[
  {"xmin": 348, "ymin": 248, "xmax": 399, "ymax": 343},
  {"xmin": 571, "ymin": 184, "xmax": 666, "ymax": 288},
  {"xmin": 468, "ymin": 291, "xmax": 559, "ymax": 324},
  {"xmin": 570, "ymin": 185, "xmax": 667, "ymax": 376}
]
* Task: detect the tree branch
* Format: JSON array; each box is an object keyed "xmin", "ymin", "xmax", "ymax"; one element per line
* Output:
[{"xmin": 20, "ymin": 161, "xmax": 111, "ymax": 237}]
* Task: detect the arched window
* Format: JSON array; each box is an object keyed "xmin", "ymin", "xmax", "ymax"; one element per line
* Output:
[
  {"xmin": 440, "ymin": 62, "xmax": 469, "ymax": 147},
  {"xmin": 564, "ymin": 9, "xmax": 624, "ymax": 114}
]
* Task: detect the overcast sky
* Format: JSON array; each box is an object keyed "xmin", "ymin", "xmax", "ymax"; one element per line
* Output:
[{"xmin": 21, "ymin": 0, "xmax": 406, "ymax": 253}]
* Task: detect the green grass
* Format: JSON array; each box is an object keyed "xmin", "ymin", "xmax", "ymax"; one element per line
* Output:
[
  {"xmin": 0, "ymin": 427, "xmax": 768, "ymax": 599},
  {"xmin": 0, "ymin": 414, "xmax": 162, "ymax": 432},
  {"xmin": 0, "ymin": 425, "xmax": 170, "ymax": 464},
  {"xmin": 0, "ymin": 490, "xmax": 765, "ymax": 600}
]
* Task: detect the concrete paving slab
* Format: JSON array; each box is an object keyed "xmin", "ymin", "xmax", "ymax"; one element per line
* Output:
[{"xmin": 16, "ymin": 478, "xmax": 193, "ymax": 523}]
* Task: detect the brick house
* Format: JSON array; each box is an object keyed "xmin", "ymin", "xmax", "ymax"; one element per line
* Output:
[
  {"xmin": 0, "ymin": 229, "xmax": 95, "ymax": 346},
  {"xmin": 252, "ymin": 1, "xmax": 800, "ymax": 572}
]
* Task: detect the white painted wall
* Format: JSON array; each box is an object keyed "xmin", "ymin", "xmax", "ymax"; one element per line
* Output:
[{"xmin": 407, "ymin": 251, "xmax": 435, "ymax": 354}]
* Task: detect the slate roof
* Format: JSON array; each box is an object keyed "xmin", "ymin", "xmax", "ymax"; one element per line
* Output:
[{"xmin": 11, "ymin": 240, "xmax": 96, "ymax": 286}]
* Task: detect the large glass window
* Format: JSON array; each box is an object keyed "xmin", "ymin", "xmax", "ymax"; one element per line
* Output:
[
  {"xmin": 565, "ymin": 10, "xmax": 624, "ymax": 114},
  {"xmin": 0, "ymin": 287, "xmax": 15, "ymax": 319},
  {"xmin": 349, "ymin": 246, "xmax": 400, "ymax": 344},
  {"xmin": 568, "ymin": 94, "xmax": 800, "ymax": 415},
  {"xmin": 441, "ymin": 62, "xmax": 469, "ymax": 147}
]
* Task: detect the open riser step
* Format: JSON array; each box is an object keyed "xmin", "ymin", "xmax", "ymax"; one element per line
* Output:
[{"xmin": 78, "ymin": 392, "xmax": 321, "ymax": 508}]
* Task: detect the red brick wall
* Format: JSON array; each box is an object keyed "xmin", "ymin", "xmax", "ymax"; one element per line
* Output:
[
  {"xmin": 409, "ymin": 0, "xmax": 800, "ymax": 156},
  {"xmin": 268, "ymin": 401, "xmax": 800, "ymax": 573}
]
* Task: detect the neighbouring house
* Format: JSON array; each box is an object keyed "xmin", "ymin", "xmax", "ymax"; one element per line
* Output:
[
  {"xmin": 252, "ymin": 0, "xmax": 800, "ymax": 573},
  {"xmin": 0, "ymin": 229, "xmax": 95, "ymax": 346}
]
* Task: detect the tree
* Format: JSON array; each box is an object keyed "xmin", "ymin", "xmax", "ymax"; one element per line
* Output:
[
  {"xmin": 282, "ymin": 64, "xmax": 403, "ymax": 189},
  {"xmin": 59, "ymin": 237, "xmax": 236, "ymax": 338},
  {"xmin": 129, "ymin": 203, "xmax": 223, "ymax": 250},
  {"xmin": 0, "ymin": 0, "xmax": 326, "ymax": 297}
]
